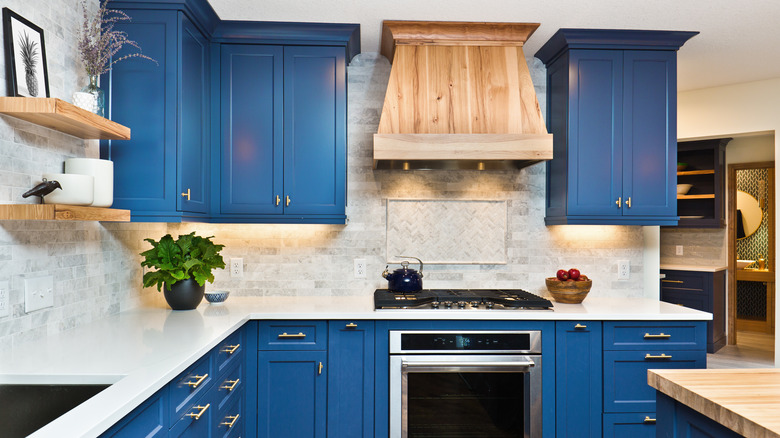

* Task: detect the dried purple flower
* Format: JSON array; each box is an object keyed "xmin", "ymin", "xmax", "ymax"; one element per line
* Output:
[{"xmin": 78, "ymin": 0, "xmax": 157, "ymax": 76}]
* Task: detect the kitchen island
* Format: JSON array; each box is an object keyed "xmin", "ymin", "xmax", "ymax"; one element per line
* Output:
[
  {"xmin": 649, "ymin": 368, "xmax": 780, "ymax": 437},
  {"xmin": 0, "ymin": 296, "xmax": 710, "ymax": 438}
]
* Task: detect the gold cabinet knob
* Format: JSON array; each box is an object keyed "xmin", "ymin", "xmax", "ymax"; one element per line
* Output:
[
  {"xmin": 318, "ymin": 361, "xmax": 323, "ymax": 375},
  {"xmin": 616, "ymin": 197, "xmax": 622, "ymax": 208},
  {"xmin": 626, "ymin": 197, "xmax": 632, "ymax": 208},
  {"xmin": 181, "ymin": 188, "xmax": 191, "ymax": 200},
  {"xmin": 286, "ymin": 195, "xmax": 291, "ymax": 207},
  {"xmin": 275, "ymin": 195, "xmax": 280, "ymax": 206}
]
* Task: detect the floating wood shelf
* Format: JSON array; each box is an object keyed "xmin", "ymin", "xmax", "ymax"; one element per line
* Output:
[
  {"xmin": 678, "ymin": 194, "xmax": 715, "ymax": 200},
  {"xmin": 0, "ymin": 204, "xmax": 130, "ymax": 221},
  {"xmin": 0, "ymin": 97, "xmax": 130, "ymax": 140},
  {"xmin": 678, "ymin": 169, "xmax": 715, "ymax": 176}
]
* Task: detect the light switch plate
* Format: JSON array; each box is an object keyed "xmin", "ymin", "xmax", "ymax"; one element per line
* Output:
[
  {"xmin": 0, "ymin": 281, "xmax": 9, "ymax": 318},
  {"xmin": 25, "ymin": 276, "xmax": 54, "ymax": 313}
]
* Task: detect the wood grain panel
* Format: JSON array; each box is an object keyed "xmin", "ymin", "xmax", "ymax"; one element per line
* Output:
[
  {"xmin": 0, "ymin": 204, "xmax": 130, "ymax": 221},
  {"xmin": 0, "ymin": 97, "xmax": 131, "ymax": 140},
  {"xmin": 648, "ymin": 369, "xmax": 780, "ymax": 437}
]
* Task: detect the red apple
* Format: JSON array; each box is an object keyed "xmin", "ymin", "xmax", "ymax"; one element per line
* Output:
[
  {"xmin": 568, "ymin": 268, "xmax": 581, "ymax": 280},
  {"xmin": 579, "ymin": 275, "xmax": 589, "ymax": 282},
  {"xmin": 556, "ymin": 269, "xmax": 569, "ymax": 281}
]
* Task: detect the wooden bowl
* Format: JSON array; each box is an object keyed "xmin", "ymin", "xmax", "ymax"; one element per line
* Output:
[{"xmin": 545, "ymin": 278, "xmax": 592, "ymax": 304}]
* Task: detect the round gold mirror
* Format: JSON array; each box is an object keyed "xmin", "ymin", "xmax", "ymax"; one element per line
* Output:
[{"xmin": 736, "ymin": 190, "xmax": 763, "ymax": 239}]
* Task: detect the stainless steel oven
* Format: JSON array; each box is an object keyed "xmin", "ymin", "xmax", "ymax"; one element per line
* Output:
[{"xmin": 389, "ymin": 330, "xmax": 542, "ymax": 438}]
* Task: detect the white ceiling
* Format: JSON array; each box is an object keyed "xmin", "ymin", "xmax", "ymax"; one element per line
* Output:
[{"xmin": 209, "ymin": 0, "xmax": 780, "ymax": 91}]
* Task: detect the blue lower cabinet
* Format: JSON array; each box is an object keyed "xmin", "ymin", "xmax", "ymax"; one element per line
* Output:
[
  {"xmin": 656, "ymin": 393, "xmax": 741, "ymax": 438},
  {"xmin": 169, "ymin": 393, "xmax": 214, "ymax": 438},
  {"xmin": 99, "ymin": 387, "xmax": 168, "ymax": 438},
  {"xmin": 555, "ymin": 321, "xmax": 602, "ymax": 437},
  {"xmin": 214, "ymin": 389, "xmax": 244, "ymax": 438},
  {"xmin": 603, "ymin": 412, "xmax": 657, "ymax": 438},
  {"xmin": 327, "ymin": 321, "xmax": 375, "ymax": 438},
  {"xmin": 257, "ymin": 350, "xmax": 327, "ymax": 438}
]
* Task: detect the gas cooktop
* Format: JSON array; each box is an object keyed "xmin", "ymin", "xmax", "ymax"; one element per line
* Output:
[{"xmin": 374, "ymin": 289, "xmax": 553, "ymax": 310}]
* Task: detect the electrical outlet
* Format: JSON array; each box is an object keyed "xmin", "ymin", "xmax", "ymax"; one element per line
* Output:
[
  {"xmin": 24, "ymin": 276, "xmax": 54, "ymax": 313},
  {"xmin": 676, "ymin": 245, "xmax": 684, "ymax": 256},
  {"xmin": 230, "ymin": 258, "xmax": 243, "ymax": 278},
  {"xmin": 0, "ymin": 281, "xmax": 9, "ymax": 318},
  {"xmin": 354, "ymin": 259, "xmax": 367, "ymax": 279},
  {"xmin": 618, "ymin": 260, "xmax": 630, "ymax": 280}
]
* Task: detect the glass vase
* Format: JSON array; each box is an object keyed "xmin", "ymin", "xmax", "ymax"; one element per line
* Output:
[{"xmin": 80, "ymin": 75, "xmax": 105, "ymax": 117}]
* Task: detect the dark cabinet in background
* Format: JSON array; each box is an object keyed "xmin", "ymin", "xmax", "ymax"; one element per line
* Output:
[
  {"xmin": 675, "ymin": 138, "xmax": 730, "ymax": 228},
  {"xmin": 535, "ymin": 29, "xmax": 697, "ymax": 226}
]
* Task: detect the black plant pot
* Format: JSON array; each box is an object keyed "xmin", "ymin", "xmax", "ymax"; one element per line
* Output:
[{"xmin": 163, "ymin": 279, "xmax": 205, "ymax": 310}]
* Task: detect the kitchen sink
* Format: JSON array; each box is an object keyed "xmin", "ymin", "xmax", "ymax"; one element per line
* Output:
[{"xmin": 0, "ymin": 384, "xmax": 110, "ymax": 438}]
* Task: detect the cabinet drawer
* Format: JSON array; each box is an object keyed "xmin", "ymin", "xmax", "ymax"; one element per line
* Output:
[
  {"xmin": 603, "ymin": 350, "xmax": 705, "ymax": 412},
  {"xmin": 169, "ymin": 385, "xmax": 214, "ymax": 438},
  {"xmin": 215, "ymin": 361, "xmax": 243, "ymax": 415},
  {"xmin": 214, "ymin": 389, "xmax": 244, "ymax": 438},
  {"xmin": 170, "ymin": 353, "xmax": 214, "ymax": 421},
  {"xmin": 660, "ymin": 270, "xmax": 706, "ymax": 290},
  {"xmin": 216, "ymin": 329, "xmax": 244, "ymax": 376},
  {"xmin": 660, "ymin": 289, "xmax": 709, "ymax": 313},
  {"xmin": 604, "ymin": 321, "xmax": 706, "ymax": 350},
  {"xmin": 258, "ymin": 321, "xmax": 327, "ymax": 350},
  {"xmin": 603, "ymin": 413, "xmax": 657, "ymax": 438}
]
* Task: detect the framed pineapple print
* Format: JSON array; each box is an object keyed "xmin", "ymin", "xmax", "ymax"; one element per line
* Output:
[{"xmin": 3, "ymin": 8, "xmax": 49, "ymax": 97}]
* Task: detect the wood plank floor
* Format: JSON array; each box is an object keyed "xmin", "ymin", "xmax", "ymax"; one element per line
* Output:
[{"xmin": 708, "ymin": 331, "xmax": 775, "ymax": 368}]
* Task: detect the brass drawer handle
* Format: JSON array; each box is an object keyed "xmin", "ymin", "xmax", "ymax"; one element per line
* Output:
[
  {"xmin": 275, "ymin": 195, "xmax": 280, "ymax": 206},
  {"xmin": 346, "ymin": 323, "xmax": 358, "ymax": 328},
  {"xmin": 286, "ymin": 195, "xmax": 291, "ymax": 206},
  {"xmin": 643, "ymin": 416, "xmax": 656, "ymax": 424},
  {"xmin": 186, "ymin": 404, "xmax": 210, "ymax": 420},
  {"xmin": 181, "ymin": 188, "xmax": 191, "ymax": 200},
  {"xmin": 626, "ymin": 197, "xmax": 632, "ymax": 208},
  {"xmin": 645, "ymin": 353, "xmax": 672, "ymax": 360},
  {"xmin": 278, "ymin": 332, "xmax": 306, "ymax": 338},
  {"xmin": 616, "ymin": 197, "xmax": 622, "ymax": 208},
  {"xmin": 574, "ymin": 323, "xmax": 587, "ymax": 329},
  {"xmin": 644, "ymin": 333, "xmax": 671, "ymax": 339},
  {"xmin": 186, "ymin": 374, "xmax": 208, "ymax": 388},
  {"xmin": 221, "ymin": 414, "xmax": 240, "ymax": 428},
  {"xmin": 661, "ymin": 279, "xmax": 684, "ymax": 283},
  {"xmin": 318, "ymin": 362, "xmax": 323, "ymax": 375},
  {"xmin": 221, "ymin": 344, "xmax": 240, "ymax": 354},
  {"xmin": 221, "ymin": 378, "xmax": 240, "ymax": 391}
]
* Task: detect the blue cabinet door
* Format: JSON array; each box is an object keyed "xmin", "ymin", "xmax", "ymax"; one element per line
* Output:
[
  {"xmin": 622, "ymin": 50, "xmax": 677, "ymax": 218},
  {"xmin": 283, "ymin": 46, "xmax": 346, "ymax": 216},
  {"xmin": 257, "ymin": 350, "xmax": 327, "ymax": 438},
  {"xmin": 178, "ymin": 15, "xmax": 209, "ymax": 214},
  {"xmin": 219, "ymin": 44, "xmax": 284, "ymax": 215},
  {"xmin": 566, "ymin": 50, "xmax": 623, "ymax": 217},
  {"xmin": 602, "ymin": 413, "xmax": 657, "ymax": 438},
  {"xmin": 99, "ymin": 387, "xmax": 168, "ymax": 438},
  {"xmin": 555, "ymin": 321, "xmax": 602, "ymax": 437},
  {"xmin": 327, "ymin": 321, "xmax": 375, "ymax": 438}
]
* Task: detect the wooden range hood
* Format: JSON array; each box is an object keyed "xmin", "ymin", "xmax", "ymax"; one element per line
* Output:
[{"xmin": 374, "ymin": 21, "xmax": 553, "ymax": 170}]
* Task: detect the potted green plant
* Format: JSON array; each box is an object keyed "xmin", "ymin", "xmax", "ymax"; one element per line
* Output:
[{"xmin": 141, "ymin": 232, "xmax": 225, "ymax": 310}]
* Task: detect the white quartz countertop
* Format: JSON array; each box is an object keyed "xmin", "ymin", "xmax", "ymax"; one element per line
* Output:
[
  {"xmin": 0, "ymin": 295, "xmax": 711, "ymax": 438},
  {"xmin": 660, "ymin": 264, "xmax": 728, "ymax": 272}
]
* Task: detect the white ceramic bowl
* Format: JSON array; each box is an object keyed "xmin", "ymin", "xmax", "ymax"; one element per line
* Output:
[
  {"xmin": 205, "ymin": 290, "xmax": 230, "ymax": 305},
  {"xmin": 676, "ymin": 184, "xmax": 692, "ymax": 195},
  {"xmin": 41, "ymin": 173, "xmax": 94, "ymax": 206},
  {"xmin": 64, "ymin": 158, "xmax": 113, "ymax": 207}
]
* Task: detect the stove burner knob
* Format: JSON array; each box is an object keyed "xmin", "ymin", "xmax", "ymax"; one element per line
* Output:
[
  {"xmin": 443, "ymin": 301, "xmax": 453, "ymax": 308},
  {"xmin": 431, "ymin": 301, "xmax": 440, "ymax": 309},
  {"xmin": 457, "ymin": 301, "xmax": 467, "ymax": 308},
  {"xmin": 470, "ymin": 301, "xmax": 481, "ymax": 308},
  {"xmin": 486, "ymin": 302, "xmax": 495, "ymax": 309}
]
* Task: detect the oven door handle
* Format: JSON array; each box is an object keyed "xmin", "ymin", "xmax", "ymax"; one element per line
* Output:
[{"xmin": 402, "ymin": 357, "xmax": 535, "ymax": 373}]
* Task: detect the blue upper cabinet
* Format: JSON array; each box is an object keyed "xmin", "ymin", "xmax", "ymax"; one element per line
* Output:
[
  {"xmin": 103, "ymin": 6, "xmax": 211, "ymax": 222},
  {"xmin": 536, "ymin": 29, "xmax": 697, "ymax": 226},
  {"xmin": 214, "ymin": 44, "xmax": 347, "ymax": 223}
]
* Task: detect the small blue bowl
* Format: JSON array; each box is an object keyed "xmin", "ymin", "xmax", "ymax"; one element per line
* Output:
[{"xmin": 205, "ymin": 290, "xmax": 229, "ymax": 304}]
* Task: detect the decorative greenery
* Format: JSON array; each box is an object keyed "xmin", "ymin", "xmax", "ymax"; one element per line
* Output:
[
  {"xmin": 78, "ymin": 0, "xmax": 157, "ymax": 77},
  {"xmin": 141, "ymin": 232, "xmax": 225, "ymax": 292}
]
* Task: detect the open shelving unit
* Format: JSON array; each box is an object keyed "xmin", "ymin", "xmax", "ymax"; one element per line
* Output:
[
  {"xmin": 0, "ymin": 97, "xmax": 130, "ymax": 140},
  {"xmin": 674, "ymin": 138, "xmax": 730, "ymax": 228},
  {"xmin": 0, "ymin": 204, "xmax": 130, "ymax": 221}
]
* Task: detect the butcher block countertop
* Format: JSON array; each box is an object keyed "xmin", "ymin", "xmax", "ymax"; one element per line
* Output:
[{"xmin": 648, "ymin": 368, "xmax": 780, "ymax": 437}]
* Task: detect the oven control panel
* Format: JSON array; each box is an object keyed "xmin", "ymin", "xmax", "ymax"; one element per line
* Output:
[{"xmin": 390, "ymin": 330, "xmax": 542, "ymax": 354}]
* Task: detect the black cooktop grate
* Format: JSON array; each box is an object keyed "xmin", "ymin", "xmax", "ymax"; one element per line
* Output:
[{"xmin": 374, "ymin": 288, "xmax": 553, "ymax": 310}]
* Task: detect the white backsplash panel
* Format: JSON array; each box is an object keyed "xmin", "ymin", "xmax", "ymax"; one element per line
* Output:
[{"xmin": 386, "ymin": 199, "xmax": 507, "ymax": 264}]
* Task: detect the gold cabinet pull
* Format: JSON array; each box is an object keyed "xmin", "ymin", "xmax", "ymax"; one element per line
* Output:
[
  {"xmin": 221, "ymin": 344, "xmax": 240, "ymax": 354},
  {"xmin": 278, "ymin": 332, "xmax": 306, "ymax": 338},
  {"xmin": 286, "ymin": 195, "xmax": 291, "ymax": 206},
  {"xmin": 221, "ymin": 378, "xmax": 240, "ymax": 392},
  {"xmin": 643, "ymin": 416, "xmax": 656, "ymax": 424},
  {"xmin": 346, "ymin": 323, "xmax": 358, "ymax": 328},
  {"xmin": 186, "ymin": 403, "xmax": 210, "ymax": 420},
  {"xmin": 181, "ymin": 188, "xmax": 191, "ymax": 200},
  {"xmin": 275, "ymin": 195, "xmax": 280, "ymax": 206},
  {"xmin": 574, "ymin": 323, "xmax": 587, "ymax": 329},
  {"xmin": 661, "ymin": 279, "xmax": 684, "ymax": 283},
  {"xmin": 645, "ymin": 353, "xmax": 672, "ymax": 360},
  {"xmin": 186, "ymin": 374, "xmax": 208, "ymax": 388},
  {"xmin": 318, "ymin": 362, "xmax": 323, "ymax": 375},
  {"xmin": 644, "ymin": 333, "xmax": 671, "ymax": 339},
  {"xmin": 626, "ymin": 197, "xmax": 632, "ymax": 208},
  {"xmin": 221, "ymin": 414, "xmax": 240, "ymax": 428},
  {"xmin": 616, "ymin": 197, "xmax": 622, "ymax": 208}
]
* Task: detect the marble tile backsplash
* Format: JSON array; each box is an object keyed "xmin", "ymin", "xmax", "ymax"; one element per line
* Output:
[
  {"xmin": 0, "ymin": 39, "xmax": 650, "ymax": 350},
  {"xmin": 659, "ymin": 227, "xmax": 728, "ymax": 266}
]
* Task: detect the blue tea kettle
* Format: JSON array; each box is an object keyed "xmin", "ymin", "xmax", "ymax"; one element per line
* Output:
[{"xmin": 382, "ymin": 256, "xmax": 424, "ymax": 292}]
